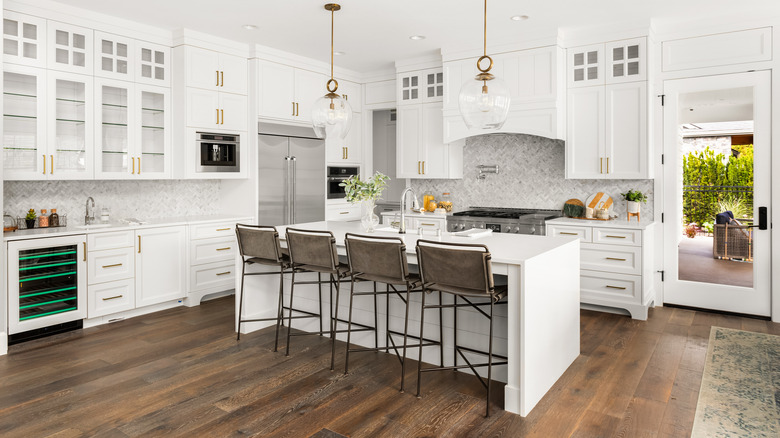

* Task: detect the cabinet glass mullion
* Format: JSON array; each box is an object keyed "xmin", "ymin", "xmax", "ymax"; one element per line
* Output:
[{"xmin": 3, "ymin": 71, "xmax": 40, "ymax": 174}]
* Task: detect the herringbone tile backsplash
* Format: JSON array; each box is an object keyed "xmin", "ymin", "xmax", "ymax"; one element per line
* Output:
[
  {"xmin": 411, "ymin": 134, "xmax": 654, "ymax": 219},
  {"xmin": 4, "ymin": 180, "xmax": 222, "ymax": 222}
]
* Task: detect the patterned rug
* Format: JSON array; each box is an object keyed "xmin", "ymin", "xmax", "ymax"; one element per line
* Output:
[{"xmin": 692, "ymin": 327, "xmax": 780, "ymax": 437}]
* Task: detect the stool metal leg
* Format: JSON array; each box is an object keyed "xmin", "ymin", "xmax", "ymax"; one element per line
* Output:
[
  {"xmin": 486, "ymin": 299, "xmax": 494, "ymax": 417},
  {"xmin": 344, "ymin": 277, "xmax": 356, "ymax": 375},
  {"xmin": 453, "ymin": 295, "xmax": 458, "ymax": 370},
  {"xmin": 331, "ymin": 273, "xmax": 341, "ymax": 371},
  {"xmin": 318, "ymin": 273, "xmax": 323, "ymax": 337},
  {"xmin": 416, "ymin": 290, "xmax": 427, "ymax": 398},
  {"xmin": 273, "ymin": 264, "xmax": 284, "ymax": 352},
  {"xmin": 236, "ymin": 261, "xmax": 246, "ymax": 341},
  {"xmin": 285, "ymin": 269, "xmax": 297, "ymax": 356},
  {"xmin": 400, "ymin": 281, "xmax": 412, "ymax": 393},
  {"xmin": 373, "ymin": 282, "xmax": 379, "ymax": 349},
  {"xmin": 439, "ymin": 291, "xmax": 444, "ymax": 367}
]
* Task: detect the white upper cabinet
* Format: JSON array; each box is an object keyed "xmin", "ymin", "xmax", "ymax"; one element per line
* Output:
[
  {"xmin": 3, "ymin": 11, "xmax": 47, "ymax": 68},
  {"xmin": 185, "ymin": 88, "xmax": 246, "ymax": 132},
  {"xmin": 567, "ymin": 43, "xmax": 604, "ymax": 88},
  {"xmin": 338, "ymin": 79, "xmax": 362, "ymax": 113},
  {"xmin": 136, "ymin": 85, "xmax": 171, "ymax": 178},
  {"xmin": 397, "ymin": 102, "xmax": 461, "ymax": 179},
  {"xmin": 422, "ymin": 69, "xmax": 444, "ymax": 102},
  {"xmin": 136, "ymin": 41, "xmax": 169, "ymax": 86},
  {"xmin": 47, "ymin": 21, "xmax": 92, "ymax": 74},
  {"xmin": 398, "ymin": 68, "xmax": 443, "ymax": 106},
  {"xmin": 3, "ymin": 65, "xmax": 47, "ymax": 180},
  {"xmin": 49, "ymin": 71, "xmax": 94, "ymax": 180},
  {"xmin": 566, "ymin": 86, "xmax": 605, "ymax": 179},
  {"xmin": 294, "ymin": 68, "xmax": 325, "ymax": 125},
  {"xmin": 326, "ymin": 111, "xmax": 361, "ymax": 164},
  {"xmin": 256, "ymin": 59, "xmax": 326, "ymax": 124},
  {"xmin": 605, "ymin": 37, "xmax": 646, "ymax": 83},
  {"xmin": 186, "ymin": 46, "xmax": 247, "ymax": 95},
  {"xmin": 94, "ymin": 31, "xmax": 134, "ymax": 81}
]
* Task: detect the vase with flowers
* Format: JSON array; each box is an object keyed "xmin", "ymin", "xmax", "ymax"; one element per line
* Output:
[{"xmin": 340, "ymin": 172, "xmax": 390, "ymax": 232}]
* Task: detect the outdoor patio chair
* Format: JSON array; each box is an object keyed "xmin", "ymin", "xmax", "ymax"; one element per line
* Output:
[{"xmin": 713, "ymin": 211, "xmax": 753, "ymax": 261}]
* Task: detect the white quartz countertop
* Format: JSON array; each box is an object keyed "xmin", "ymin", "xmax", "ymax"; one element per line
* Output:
[
  {"xmin": 277, "ymin": 221, "xmax": 578, "ymax": 266},
  {"xmin": 547, "ymin": 217, "xmax": 655, "ymax": 230},
  {"xmin": 379, "ymin": 210, "xmax": 450, "ymax": 218},
  {"xmin": 3, "ymin": 214, "xmax": 253, "ymax": 242}
]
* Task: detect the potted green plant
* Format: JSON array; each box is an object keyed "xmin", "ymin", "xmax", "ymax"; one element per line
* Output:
[
  {"xmin": 340, "ymin": 172, "xmax": 390, "ymax": 232},
  {"xmin": 621, "ymin": 189, "xmax": 647, "ymax": 216},
  {"xmin": 24, "ymin": 209, "xmax": 37, "ymax": 229}
]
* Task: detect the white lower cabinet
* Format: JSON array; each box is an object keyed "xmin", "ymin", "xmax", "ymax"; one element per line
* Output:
[
  {"xmin": 186, "ymin": 218, "xmax": 249, "ymax": 306},
  {"xmin": 326, "ymin": 203, "xmax": 360, "ymax": 221},
  {"xmin": 88, "ymin": 278, "xmax": 135, "ymax": 318},
  {"xmin": 547, "ymin": 221, "xmax": 655, "ymax": 319},
  {"xmin": 136, "ymin": 226, "xmax": 186, "ymax": 307}
]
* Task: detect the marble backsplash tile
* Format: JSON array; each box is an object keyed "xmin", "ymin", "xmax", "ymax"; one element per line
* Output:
[
  {"xmin": 411, "ymin": 134, "xmax": 654, "ymax": 220},
  {"xmin": 4, "ymin": 180, "xmax": 222, "ymax": 222}
]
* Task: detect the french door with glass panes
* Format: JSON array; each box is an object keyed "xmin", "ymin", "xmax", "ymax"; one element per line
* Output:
[
  {"xmin": 3, "ymin": 64, "xmax": 47, "ymax": 180},
  {"xmin": 48, "ymin": 71, "xmax": 94, "ymax": 179},
  {"xmin": 135, "ymin": 85, "xmax": 170, "ymax": 179}
]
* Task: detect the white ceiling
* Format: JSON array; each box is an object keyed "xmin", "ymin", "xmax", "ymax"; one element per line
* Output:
[{"xmin": 47, "ymin": 0, "xmax": 780, "ymax": 73}]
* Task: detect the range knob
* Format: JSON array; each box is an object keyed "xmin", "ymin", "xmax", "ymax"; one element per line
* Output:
[{"xmin": 513, "ymin": 227, "xmax": 520, "ymax": 233}]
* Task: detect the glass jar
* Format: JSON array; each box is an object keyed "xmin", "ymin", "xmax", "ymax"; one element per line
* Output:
[
  {"xmin": 50, "ymin": 209, "xmax": 60, "ymax": 227},
  {"xmin": 438, "ymin": 193, "xmax": 453, "ymax": 212},
  {"xmin": 39, "ymin": 209, "xmax": 49, "ymax": 228},
  {"xmin": 423, "ymin": 192, "xmax": 436, "ymax": 212}
]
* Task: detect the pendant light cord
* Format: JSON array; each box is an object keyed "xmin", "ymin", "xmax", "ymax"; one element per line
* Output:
[
  {"xmin": 330, "ymin": 7, "xmax": 334, "ymax": 81},
  {"xmin": 483, "ymin": 0, "xmax": 487, "ymax": 57}
]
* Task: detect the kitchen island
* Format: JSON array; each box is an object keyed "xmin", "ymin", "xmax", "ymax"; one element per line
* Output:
[{"xmin": 235, "ymin": 221, "xmax": 580, "ymax": 417}]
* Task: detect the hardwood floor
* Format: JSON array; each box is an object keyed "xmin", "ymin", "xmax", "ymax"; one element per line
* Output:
[{"xmin": 1, "ymin": 297, "xmax": 777, "ymax": 437}]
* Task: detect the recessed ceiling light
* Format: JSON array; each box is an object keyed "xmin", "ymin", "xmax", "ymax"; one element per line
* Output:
[
  {"xmin": 333, "ymin": 51, "xmax": 346, "ymax": 56},
  {"xmin": 409, "ymin": 35, "xmax": 426, "ymax": 40},
  {"xmin": 242, "ymin": 24, "xmax": 258, "ymax": 30},
  {"xmin": 511, "ymin": 15, "xmax": 529, "ymax": 21}
]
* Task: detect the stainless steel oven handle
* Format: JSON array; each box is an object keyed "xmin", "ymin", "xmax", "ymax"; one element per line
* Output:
[
  {"xmin": 284, "ymin": 156, "xmax": 292, "ymax": 224},
  {"xmin": 291, "ymin": 157, "xmax": 297, "ymax": 223}
]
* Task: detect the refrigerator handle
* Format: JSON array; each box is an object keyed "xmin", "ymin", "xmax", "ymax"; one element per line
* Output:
[
  {"xmin": 291, "ymin": 157, "xmax": 297, "ymax": 224},
  {"xmin": 284, "ymin": 156, "xmax": 293, "ymax": 224}
]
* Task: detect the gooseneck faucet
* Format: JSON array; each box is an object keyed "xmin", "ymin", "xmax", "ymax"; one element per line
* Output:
[
  {"xmin": 85, "ymin": 197, "xmax": 95, "ymax": 225},
  {"xmin": 399, "ymin": 187, "xmax": 420, "ymax": 234}
]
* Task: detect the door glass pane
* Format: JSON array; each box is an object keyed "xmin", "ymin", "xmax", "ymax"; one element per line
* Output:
[
  {"xmin": 3, "ymin": 72, "xmax": 39, "ymax": 173},
  {"xmin": 101, "ymin": 85, "xmax": 129, "ymax": 173},
  {"xmin": 54, "ymin": 79, "xmax": 87, "ymax": 174},
  {"xmin": 678, "ymin": 87, "xmax": 754, "ymax": 288},
  {"xmin": 140, "ymin": 91, "xmax": 165, "ymax": 173}
]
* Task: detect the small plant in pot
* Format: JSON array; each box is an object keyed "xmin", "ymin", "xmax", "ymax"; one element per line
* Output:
[
  {"xmin": 621, "ymin": 189, "xmax": 648, "ymax": 215},
  {"xmin": 340, "ymin": 172, "xmax": 390, "ymax": 232},
  {"xmin": 25, "ymin": 208, "xmax": 37, "ymax": 229}
]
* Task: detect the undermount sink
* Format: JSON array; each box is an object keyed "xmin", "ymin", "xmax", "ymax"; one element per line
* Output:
[{"xmin": 74, "ymin": 223, "xmax": 112, "ymax": 229}]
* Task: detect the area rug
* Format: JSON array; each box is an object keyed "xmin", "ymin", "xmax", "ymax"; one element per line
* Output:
[{"xmin": 692, "ymin": 326, "xmax": 780, "ymax": 437}]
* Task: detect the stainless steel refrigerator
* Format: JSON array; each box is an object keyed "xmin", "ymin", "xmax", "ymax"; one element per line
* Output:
[{"xmin": 258, "ymin": 123, "xmax": 326, "ymax": 225}]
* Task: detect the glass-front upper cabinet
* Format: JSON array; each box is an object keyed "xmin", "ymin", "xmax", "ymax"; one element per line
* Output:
[
  {"xmin": 94, "ymin": 31, "xmax": 134, "ymax": 81},
  {"xmin": 3, "ymin": 65, "xmax": 46, "ymax": 180},
  {"xmin": 136, "ymin": 42, "xmax": 169, "ymax": 87},
  {"xmin": 3, "ymin": 11, "xmax": 47, "ymax": 68},
  {"xmin": 49, "ymin": 72, "xmax": 94, "ymax": 179},
  {"xmin": 47, "ymin": 21, "xmax": 92, "ymax": 74},
  {"xmin": 95, "ymin": 78, "xmax": 133, "ymax": 178},
  {"xmin": 136, "ymin": 85, "xmax": 170, "ymax": 178}
]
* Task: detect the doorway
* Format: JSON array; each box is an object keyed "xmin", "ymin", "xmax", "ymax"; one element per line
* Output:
[{"xmin": 662, "ymin": 71, "xmax": 771, "ymax": 316}]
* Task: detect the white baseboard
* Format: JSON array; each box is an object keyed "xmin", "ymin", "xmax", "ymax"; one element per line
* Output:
[
  {"xmin": 0, "ymin": 331, "xmax": 7, "ymax": 356},
  {"xmin": 83, "ymin": 299, "xmax": 184, "ymax": 328}
]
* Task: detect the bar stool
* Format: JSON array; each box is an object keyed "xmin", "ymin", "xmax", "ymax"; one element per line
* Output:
[
  {"xmin": 235, "ymin": 224, "xmax": 291, "ymax": 351},
  {"xmin": 414, "ymin": 239, "xmax": 508, "ymax": 417},
  {"xmin": 285, "ymin": 228, "xmax": 366, "ymax": 370},
  {"xmin": 343, "ymin": 233, "xmax": 427, "ymax": 392}
]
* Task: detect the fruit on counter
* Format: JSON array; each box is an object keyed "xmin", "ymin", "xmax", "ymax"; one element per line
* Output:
[
  {"xmin": 427, "ymin": 200, "xmax": 438, "ymax": 212},
  {"xmin": 437, "ymin": 201, "xmax": 453, "ymax": 212}
]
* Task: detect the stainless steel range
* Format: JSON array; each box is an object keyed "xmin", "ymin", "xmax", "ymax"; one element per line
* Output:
[{"xmin": 447, "ymin": 207, "xmax": 562, "ymax": 235}]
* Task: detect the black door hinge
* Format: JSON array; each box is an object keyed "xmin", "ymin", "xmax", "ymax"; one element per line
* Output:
[
  {"xmin": 661, "ymin": 213, "xmax": 664, "ymax": 223},
  {"xmin": 661, "ymin": 154, "xmax": 664, "ymax": 165},
  {"xmin": 657, "ymin": 270, "xmax": 665, "ymax": 281},
  {"xmin": 658, "ymin": 94, "xmax": 665, "ymax": 106}
]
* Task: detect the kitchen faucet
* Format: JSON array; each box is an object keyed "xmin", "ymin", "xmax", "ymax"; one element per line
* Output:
[
  {"xmin": 398, "ymin": 187, "xmax": 420, "ymax": 234},
  {"xmin": 85, "ymin": 197, "xmax": 95, "ymax": 225}
]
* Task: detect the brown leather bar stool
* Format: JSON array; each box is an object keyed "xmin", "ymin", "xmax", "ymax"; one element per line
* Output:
[
  {"xmin": 414, "ymin": 239, "xmax": 508, "ymax": 417},
  {"xmin": 343, "ymin": 233, "xmax": 428, "ymax": 392},
  {"xmin": 235, "ymin": 224, "xmax": 294, "ymax": 351},
  {"xmin": 285, "ymin": 228, "xmax": 371, "ymax": 370}
]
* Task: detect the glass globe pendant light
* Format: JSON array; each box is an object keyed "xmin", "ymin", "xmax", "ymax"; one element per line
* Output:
[
  {"xmin": 458, "ymin": 0, "xmax": 511, "ymax": 130},
  {"xmin": 312, "ymin": 3, "xmax": 352, "ymax": 139}
]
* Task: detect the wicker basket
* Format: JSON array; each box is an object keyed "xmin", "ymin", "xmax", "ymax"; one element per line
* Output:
[{"xmin": 712, "ymin": 223, "xmax": 753, "ymax": 261}]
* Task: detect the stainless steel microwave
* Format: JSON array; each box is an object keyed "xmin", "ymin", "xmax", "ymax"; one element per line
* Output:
[{"xmin": 196, "ymin": 132, "xmax": 240, "ymax": 173}]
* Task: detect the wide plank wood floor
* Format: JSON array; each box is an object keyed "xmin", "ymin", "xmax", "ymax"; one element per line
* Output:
[{"xmin": 1, "ymin": 296, "xmax": 778, "ymax": 437}]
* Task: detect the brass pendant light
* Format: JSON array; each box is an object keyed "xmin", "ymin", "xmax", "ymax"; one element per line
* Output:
[
  {"xmin": 458, "ymin": 0, "xmax": 511, "ymax": 130},
  {"xmin": 312, "ymin": 3, "xmax": 352, "ymax": 139}
]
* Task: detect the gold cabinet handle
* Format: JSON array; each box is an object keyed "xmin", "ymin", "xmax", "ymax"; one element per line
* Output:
[
  {"xmin": 102, "ymin": 263, "xmax": 123, "ymax": 268},
  {"xmin": 216, "ymin": 108, "xmax": 220, "ymax": 125},
  {"xmin": 420, "ymin": 223, "xmax": 436, "ymax": 226},
  {"xmin": 292, "ymin": 102, "xmax": 295, "ymax": 116},
  {"xmin": 220, "ymin": 109, "xmax": 224, "ymax": 125},
  {"xmin": 216, "ymin": 271, "xmax": 231, "ymax": 276},
  {"xmin": 560, "ymin": 232, "xmax": 579, "ymax": 235},
  {"xmin": 216, "ymin": 247, "xmax": 231, "ymax": 251},
  {"xmin": 83, "ymin": 242, "xmax": 87, "ymax": 261},
  {"xmin": 216, "ymin": 228, "xmax": 231, "ymax": 231},
  {"xmin": 422, "ymin": 161, "xmax": 425, "ymax": 174},
  {"xmin": 606, "ymin": 285, "xmax": 627, "ymax": 290},
  {"xmin": 132, "ymin": 157, "xmax": 135, "ymax": 174},
  {"xmin": 103, "ymin": 295, "xmax": 123, "ymax": 301},
  {"xmin": 138, "ymin": 156, "xmax": 141, "ymax": 174},
  {"xmin": 345, "ymin": 147, "xmax": 348, "ymax": 160},
  {"xmin": 339, "ymin": 211, "xmax": 349, "ymax": 215},
  {"xmin": 220, "ymin": 70, "xmax": 224, "ymax": 87},
  {"xmin": 42, "ymin": 154, "xmax": 46, "ymax": 174},
  {"xmin": 50, "ymin": 155, "xmax": 54, "ymax": 174},
  {"xmin": 606, "ymin": 157, "xmax": 609, "ymax": 174},
  {"xmin": 600, "ymin": 157, "xmax": 603, "ymax": 174},
  {"xmin": 216, "ymin": 70, "xmax": 220, "ymax": 87},
  {"xmin": 295, "ymin": 102, "xmax": 299, "ymax": 117},
  {"xmin": 605, "ymin": 235, "xmax": 626, "ymax": 239},
  {"xmin": 605, "ymin": 257, "xmax": 627, "ymax": 261},
  {"xmin": 138, "ymin": 236, "xmax": 141, "ymax": 253},
  {"xmin": 417, "ymin": 161, "xmax": 421, "ymax": 174}
]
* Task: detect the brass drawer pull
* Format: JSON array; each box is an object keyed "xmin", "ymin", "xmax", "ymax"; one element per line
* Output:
[
  {"xmin": 216, "ymin": 271, "xmax": 231, "ymax": 276},
  {"xmin": 102, "ymin": 263, "xmax": 123, "ymax": 268},
  {"xmin": 216, "ymin": 247, "xmax": 231, "ymax": 251},
  {"xmin": 103, "ymin": 295, "xmax": 123, "ymax": 301},
  {"xmin": 339, "ymin": 211, "xmax": 349, "ymax": 215},
  {"xmin": 559, "ymin": 232, "xmax": 579, "ymax": 236},
  {"xmin": 605, "ymin": 235, "xmax": 627, "ymax": 239},
  {"xmin": 605, "ymin": 257, "xmax": 627, "ymax": 261},
  {"xmin": 216, "ymin": 228, "xmax": 231, "ymax": 231},
  {"xmin": 606, "ymin": 285, "xmax": 627, "ymax": 290},
  {"xmin": 420, "ymin": 223, "xmax": 436, "ymax": 226}
]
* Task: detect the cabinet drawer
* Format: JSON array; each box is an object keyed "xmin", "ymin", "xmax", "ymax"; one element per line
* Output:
[
  {"xmin": 326, "ymin": 204, "xmax": 360, "ymax": 221},
  {"xmin": 580, "ymin": 271, "xmax": 640, "ymax": 303},
  {"xmin": 190, "ymin": 222, "xmax": 236, "ymax": 240},
  {"xmin": 414, "ymin": 217, "xmax": 446, "ymax": 230},
  {"xmin": 88, "ymin": 278, "xmax": 135, "ymax": 318},
  {"xmin": 547, "ymin": 225, "xmax": 592, "ymax": 242},
  {"xmin": 190, "ymin": 236, "xmax": 236, "ymax": 265},
  {"xmin": 190, "ymin": 262, "xmax": 235, "ymax": 292},
  {"xmin": 581, "ymin": 243, "xmax": 641, "ymax": 275},
  {"xmin": 592, "ymin": 228, "xmax": 641, "ymax": 246},
  {"xmin": 88, "ymin": 230, "xmax": 135, "ymax": 251},
  {"xmin": 88, "ymin": 247, "xmax": 135, "ymax": 285}
]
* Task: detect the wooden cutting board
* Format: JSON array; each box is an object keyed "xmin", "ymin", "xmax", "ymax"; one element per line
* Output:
[{"xmin": 563, "ymin": 198, "xmax": 585, "ymax": 218}]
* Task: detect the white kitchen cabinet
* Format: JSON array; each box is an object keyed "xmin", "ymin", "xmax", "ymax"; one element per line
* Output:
[
  {"xmin": 326, "ymin": 112, "xmax": 362, "ymax": 164},
  {"xmin": 397, "ymin": 102, "xmax": 461, "ymax": 179},
  {"xmin": 135, "ymin": 41, "xmax": 169, "ymax": 86},
  {"xmin": 48, "ymin": 70, "xmax": 94, "ymax": 180},
  {"xmin": 397, "ymin": 68, "xmax": 443, "ymax": 106},
  {"xmin": 185, "ymin": 46, "xmax": 247, "ymax": 95},
  {"xmin": 605, "ymin": 38, "xmax": 646, "ymax": 84},
  {"xmin": 326, "ymin": 203, "xmax": 361, "ymax": 221},
  {"xmin": 47, "ymin": 21, "xmax": 92, "ymax": 74},
  {"xmin": 339, "ymin": 80, "xmax": 362, "ymax": 113},
  {"xmin": 93, "ymin": 31, "xmax": 133, "ymax": 81},
  {"xmin": 413, "ymin": 216, "xmax": 445, "ymax": 231},
  {"xmin": 136, "ymin": 226, "xmax": 186, "ymax": 307},
  {"xmin": 88, "ymin": 278, "xmax": 135, "ymax": 318},
  {"xmin": 3, "ymin": 11, "xmax": 47, "ymax": 68},
  {"xmin": 567, "ymin": 44, "xmax": 604, "ymax": 88},
  {"xmin": 218, "ymin": 92, "xmax": 248, "ymax": 131},
  {"xmin": 3, "ymin": 65, "xmax": 47, "ymax": 180},
  {"xmin": 184, "ymin": 88, "xmax": 246, "ymax": 132},
  {"xmin": 186, "ymin": 219, "xmax": 248, "ymax": 306},
  {"xmin": 566, "ymin": 81, "xmax": 647, "ymax": 179},
  {"xmin": 87, "ymin": 246, "xmax": 135, "ymax": 285},
  {"xmin": 547, "ymin": 220, "xmax": 655, "ymax": 320},
  {"xmin": 257, "ymin": 60, "xmax": 325, "ymax": 124},
  {"xmin": 135, "ymin": 85, "xmax": 171, "ymax": 178}
]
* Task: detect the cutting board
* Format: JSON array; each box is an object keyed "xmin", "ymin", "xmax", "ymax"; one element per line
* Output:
[{"xmin": 586, "ymin": 192, "xmax": 614, "ymax": 213}]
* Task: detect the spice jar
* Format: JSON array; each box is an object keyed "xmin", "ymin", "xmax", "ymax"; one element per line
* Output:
[
  {"xmin": 437, "ymin": 193, "xmax": 453, "ymax": 212},
  {"xmin": 50, "ymin": 209, "xmax": 60, "ymax": 227},
  {"xmin": 39, "ymin": 209, "xmax": 49, "ymax": 228}
]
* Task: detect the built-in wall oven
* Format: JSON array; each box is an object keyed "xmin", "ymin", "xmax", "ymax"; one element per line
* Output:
[
  {"xmin": 196, "ymin": 132, "xmax": 240, "ymax": 173},
  {"xmin": 327, "ymin": 166, "xmax": 359, "ymax": 199}
]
